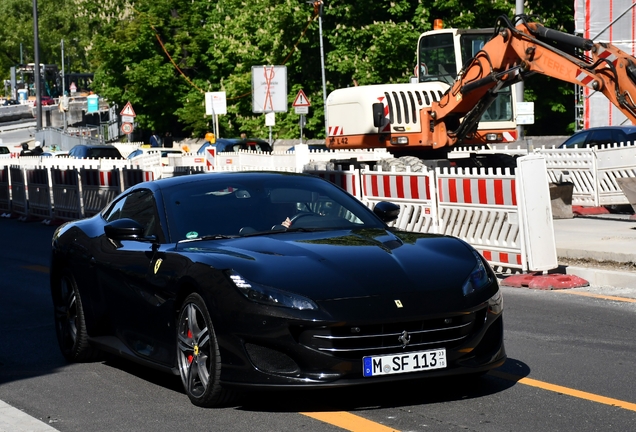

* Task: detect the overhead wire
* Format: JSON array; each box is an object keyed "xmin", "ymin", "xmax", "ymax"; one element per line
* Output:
[{"xmin": 141, "ymin": 7, "xmax": 320, "ymax": 100}]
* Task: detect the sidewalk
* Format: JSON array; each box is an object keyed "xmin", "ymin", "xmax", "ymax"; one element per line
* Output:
[{"xmin": 552, "ymin": 214, "xmax": 636, "ymax": 288}]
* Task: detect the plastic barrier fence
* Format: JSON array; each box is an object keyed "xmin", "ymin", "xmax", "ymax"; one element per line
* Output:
[
  {"xmin": 122, "ymin": 168, "xmax": 154, "ymax": 190},
  {"xmin": 304, "ymin": 166, "xmax": 362, "ymax": 200},
  {"xmin": 515, "ymin": 155, "xmax": 558, "ymax": 272},
  {"xmin": 9, "ymin": 166, "xmax": 27, "ymax": 218},
  {"xmin": 51, "ymin": 168, "xmax": 82, "ymax": 221},
  {"xmin": 80, "ymin": 168, "xmax": 122, "ymax": 217},
  {"xmin": 536, "ymin": 147, "xmax": 598, "ymax": 206},
  {"xmin": 4, "ymin": 154, "xmax": 558, "ymax": 272},
  {"xmin": 25, "ymin": 167, "xmax": 53, "ymax": 221},
  {"xmin": 595, "ymin": 143, "xmax": 636, "ymax": 206},
  {"xmin": 436, "ymin": 166, "xmax": 524, "ymax": 270},
  {"xmin": 0, "ymin": 166, "xmax": 10, "ymax": 214},
  {"xmin": 361, "ymin": 168, "xmax": 438, "ymax": 234}
]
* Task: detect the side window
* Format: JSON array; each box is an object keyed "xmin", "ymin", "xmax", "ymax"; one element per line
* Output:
[
  {"xmin": 103, "ymin": 189, "xmax": 162, "ymax": 240},
  {"xmin": 612, "ymin": 130, "xmax": 627, "ymax": 144},
  {"xmin": 562, "ymin": 131, "xmax": 590, "ymax": 148},
  {"xmin": 588, "ymin": 129, "xmax": 614, "ymax": 147}
]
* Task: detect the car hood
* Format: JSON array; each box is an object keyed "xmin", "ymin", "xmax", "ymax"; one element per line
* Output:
[{"xmin": 179, "ymin": 229, "xmax": 491, "ymax": 315}]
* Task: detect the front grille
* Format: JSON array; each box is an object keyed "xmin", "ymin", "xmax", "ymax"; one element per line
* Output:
[
  {"xmin": 296, "ymin": 307, "xmax": 486, "ymax": 359},
  {"xmin": 384, "ymin": 90, "xmax": 445, "ymax": 126}
]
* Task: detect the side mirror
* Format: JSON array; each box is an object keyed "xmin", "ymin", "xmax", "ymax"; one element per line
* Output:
[
  {"xmin": 105, "ymin": 218, "xmax": 155, "ymax": 241},
  {"xmin": 373, "ymin": 201, "xmax": 400, "ymax": 223},
  {"xmin": 372, "ymin": 103, "xmax": 385, "ymax": 128}
]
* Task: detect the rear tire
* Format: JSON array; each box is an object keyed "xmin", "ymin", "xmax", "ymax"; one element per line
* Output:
[
  {"xmin": 176, "ymin": 293, "xmax": 235, "ymax": 407},
  {"xmin": 52, "ymin": 270, "xmax": 100, "ymax": 362}
]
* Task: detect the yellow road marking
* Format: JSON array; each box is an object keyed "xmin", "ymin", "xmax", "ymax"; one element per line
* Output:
[
  {"xmin": 303, "ymin": 371, "xmax": 636, "ymax": 431},
  {"xmin": 555, "ymin": 290, "xmax": 636, "ymax": 303},
  {"xmin": 301, "ymin": 411, "xmax": 398, "ymax": 432},
  {"xmin": 22, "ymin": 265, "xmax": 50, "ymax": 274},
  {"xmin": 491, "ymin": 371, "xmax": 636, "ymax": 412},
  {"xmin": 20, "ymin": 264, "xmax": 636, "ymax": 425}
]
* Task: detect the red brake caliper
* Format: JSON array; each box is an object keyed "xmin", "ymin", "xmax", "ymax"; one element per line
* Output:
[{"xmin": 187, "ymin": 329, "xmax": 193, "ymax": 364}]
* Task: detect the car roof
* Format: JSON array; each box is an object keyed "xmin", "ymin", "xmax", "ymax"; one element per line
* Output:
[
  {"xmin": 133, "ymin": 147, "xmax": 182, "ymax": 152},
  {"xmin": 129, "ymin": 171, "xmax": 312, "ymax": 192},
  {"xmin": 575, "ymin": 125, "xmax": 636, "ymax": 133},
  {"xmin": 71, "ymin": 144, "xmax": 119, "ymax": 149}
]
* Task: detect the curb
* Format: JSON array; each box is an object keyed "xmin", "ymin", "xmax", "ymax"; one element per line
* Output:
[
  {"xmin": 497, "ymin": 266, "xmax": 636, "ymax": 290},
  {"xmin": 556, "ymin": 248, "xmax": 636, "ymax": 265},
  {"xmin": 562, "ymin": 266, "xmax": 636, "ymax": 289}
]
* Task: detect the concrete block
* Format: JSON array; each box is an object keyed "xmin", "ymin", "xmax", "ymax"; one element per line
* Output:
[{"xmin": 550, "ymin": 182, "xmax": 574, "ymax": 219}]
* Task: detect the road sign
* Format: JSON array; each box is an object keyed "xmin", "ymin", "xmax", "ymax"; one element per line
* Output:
[
  {"xmin": 292, "ymin": 89, "xmax": 310, "ymax": 107},
  {"xmin": 516, "ymin": 101, "xmax": 535, "ymax": 125},
  {"xmin": 252, "ymin": 66, "xmax": 288, "ymax": 113},
  {"xmin": 205, "ymin": 92, "xmax": 227, "ymax": 115},
  {"xmin": 120, "ymin": 102, "xmax": 136, "ymax": 117},
  {"xmin": 121, "ymin": 122, "xmax": 134, "ymax": 135},
  {"xmin": 265, "ymin": 112, "xmax": 276, "ymax": 126},
  {"xmin": 294, "ymin": 106, "xmax": 308, "ymax": 115}
]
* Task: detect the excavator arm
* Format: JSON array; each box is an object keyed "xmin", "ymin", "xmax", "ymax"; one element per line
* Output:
[{"xmin": 429, "ymin": 15, "xmax": 636, "ymax": 148}]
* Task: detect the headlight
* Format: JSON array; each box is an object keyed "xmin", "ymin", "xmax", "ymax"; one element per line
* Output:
[
  {"xmin": 462, "ymin": 251, "xmax": 491, "ymax": 296},
  {"xmin": 488, "ymin": 289, "xmax": 503, "ymax": 315},
  {"xmin": 229, "ymin": 271, "xmax": 318, "ymax": 310}
]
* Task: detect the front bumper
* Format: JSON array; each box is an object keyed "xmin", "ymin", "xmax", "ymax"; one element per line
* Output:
[{"xmin": 214, "ymin": 293, "xmax": 505, "ymax": 390}]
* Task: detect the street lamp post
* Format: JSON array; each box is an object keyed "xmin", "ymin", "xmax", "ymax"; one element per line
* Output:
[
  {"xmin": 307, "ymin": 1, "xmax": 328, "ymax": 137},
  {"xmin": 32, "ymin": 0, "xmax": 42, "ymax": 130},
  {"xmin": 61, "ymin": 39, "xmax": 67, "ymax": 131},
  {"xmin": 317, "ymin": 1, "xmax": 328, "ymax": 137}
]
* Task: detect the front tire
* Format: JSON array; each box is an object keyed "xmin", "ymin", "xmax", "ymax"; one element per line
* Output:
[
  {"xmin": 176, "ymin": 293, "xmax": 233, "ymax": 407},
  {"xmin": 52, "ymin": 270, "xmax": 100, "ymax": 362}
]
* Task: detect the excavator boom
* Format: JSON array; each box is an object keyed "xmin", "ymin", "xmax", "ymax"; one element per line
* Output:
[
  {"xmin": 431, "ymin": 15, "xmax": 636, "ymax": 148},
  {"xmin": 325, "ymin": 15, "xmax": 636, "ymax": 153}
]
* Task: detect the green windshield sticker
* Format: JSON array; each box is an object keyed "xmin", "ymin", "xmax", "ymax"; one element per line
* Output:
[{"xmin": 186, "ymin": 231, "xmax": 198, "ymax": 239}]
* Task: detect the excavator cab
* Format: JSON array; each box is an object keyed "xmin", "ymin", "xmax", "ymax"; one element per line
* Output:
[{"xmin": 417, "ymin": 27, "xmax": 516, "ymax": 141}]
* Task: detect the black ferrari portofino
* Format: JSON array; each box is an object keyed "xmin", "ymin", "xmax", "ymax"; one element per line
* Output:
[{"xmin": 50, "ymin": 171, "xmax": 505, "ymax": 407}]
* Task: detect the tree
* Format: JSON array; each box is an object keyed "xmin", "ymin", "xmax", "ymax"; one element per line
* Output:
[
  {"xmin": 1, "ymin": 0, "xmax": 578, "ymax": 137},
  {"xmin": 0, "ymin": 0, "xmax": 94, "ymax": 90}
]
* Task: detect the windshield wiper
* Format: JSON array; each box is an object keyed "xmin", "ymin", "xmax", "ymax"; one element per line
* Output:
[
  {"xmin": 240, "ymin": 227, "xmax": 324, "ymax": 237},
  {"xmin": 176, "ymin": 234, "xmax": 238, "ymax": 248},
  {"xmin": 284, "ymin": 227, "xmax": 330, "ymax": 232}
]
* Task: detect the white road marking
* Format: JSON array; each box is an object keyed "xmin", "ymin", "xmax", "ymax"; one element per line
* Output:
[{"xmin": 0, "ymin": 400, "xmax": 58, "ymax": 432}]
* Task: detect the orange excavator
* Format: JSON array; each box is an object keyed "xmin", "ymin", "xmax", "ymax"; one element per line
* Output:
[{"xmin": 325, "ymin": 15, "xmax": 636, "ymax": 156}]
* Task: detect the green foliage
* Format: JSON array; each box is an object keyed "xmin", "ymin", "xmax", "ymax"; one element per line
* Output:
[
  {"xmin": 1, "ymin": 0, "xmax": 577, "ymax": 137},
  {"xmin": 0, "ymin": 0, "xmax": 93, "ymax": 80}
]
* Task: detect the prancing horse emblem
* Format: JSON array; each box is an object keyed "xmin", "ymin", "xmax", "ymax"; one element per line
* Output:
[
  {"xmin": 154, "ymin": 258, "xmax": 163, "ymax": 274},
  {"xmin": 398, "ymin": 330, "xmax": 411, "ymax": 348}
]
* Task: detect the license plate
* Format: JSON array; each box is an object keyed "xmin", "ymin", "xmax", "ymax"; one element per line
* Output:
[{"xmin": 363, "ymin": 348, "xmax": 446, "ymax": 377}]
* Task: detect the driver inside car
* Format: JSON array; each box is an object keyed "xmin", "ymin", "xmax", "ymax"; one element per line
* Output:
[{"xmin": 266, "ymin": 202, "xmax": 299, "ymax": 230}]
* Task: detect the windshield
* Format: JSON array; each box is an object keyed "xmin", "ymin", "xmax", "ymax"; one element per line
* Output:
[
  {"xmin": 418, "ymin": 33, "xmax": 456, "ymax": 85},
  {"xmin": 162, "ymin": 174, "xmax": 385, "ymax": 242},
  {"xmin": 418, "ymin": 31, "xmax": 512, "ymax": 121}
]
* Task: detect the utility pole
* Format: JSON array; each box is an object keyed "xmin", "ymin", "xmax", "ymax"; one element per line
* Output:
[
  {"xmin": 515, "ymin": 0, "xmax": 524, "ymax": 140},
  {"xmin": 317, "ymin": 1, "xmax": 327, "ymax": 137},
  {"xmin": 307, "ymin": 1, "xmax": 328, "ymax": 137},
  {"xmin": 32, "ymin": 0, "xmax": 42, "ymax": 130},
  {"xmin": 61, "ymin": 39, "xmax": 67, "ymax": 130},
  {"xmin": 20, "ymin": 44, "xmax": 24, "ymax": 88}
]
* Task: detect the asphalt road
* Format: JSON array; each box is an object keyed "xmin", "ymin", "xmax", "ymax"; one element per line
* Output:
[
  {"xmin": 1, "ymin": 218, "xmax": 635, "ymax": 432},
  {"xmin": 0, "ymin": 121, "xmax": 36, "ymax": 146}
]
